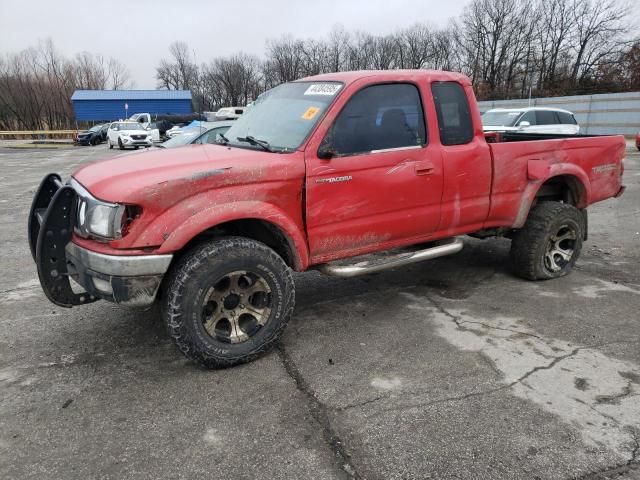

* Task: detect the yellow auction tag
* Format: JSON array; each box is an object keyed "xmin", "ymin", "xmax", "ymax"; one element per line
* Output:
[{"xmin": 301, "ymin": 106, "xmax": 320, "ymax": 120}]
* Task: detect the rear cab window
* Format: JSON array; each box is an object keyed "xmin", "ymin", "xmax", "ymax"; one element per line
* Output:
[{"xmin": 431, "ymin": 82, "xmax": 474, "ymax": 145}]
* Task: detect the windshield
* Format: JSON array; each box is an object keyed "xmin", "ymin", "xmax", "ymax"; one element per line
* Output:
[
  {"xmin": 222, "ymin": 81, "xmax": 343, "ymax": 152},
  {"xmin": 88, "ymin": 125, "xmax": 102, "ymax": 132},
  {"xmin": 161, "ymin": 129, "xmax": 203, "ymax": 148},
  {"xmin": 120, "ymin": 123, "xmax": 145, "ymax": 131},
  {"xmin": 481, "ymin": 111, "xmax": 522, "ymax": 127}
]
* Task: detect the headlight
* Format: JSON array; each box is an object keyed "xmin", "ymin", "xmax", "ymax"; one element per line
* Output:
[{"xmin": 70, "ymin": 178, "xmax": 137, "ymax": 241}]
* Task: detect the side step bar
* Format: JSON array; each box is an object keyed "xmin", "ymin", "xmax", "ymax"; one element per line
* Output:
[{"xmin": 316, "ymin": 237, "xmax": 463, "ymax": 278}]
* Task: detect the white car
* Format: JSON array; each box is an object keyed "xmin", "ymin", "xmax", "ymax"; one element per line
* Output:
[
  {"xmin": 482, "ymin": 107, "xmax": 580, "ymax": 135},
  {"xmin": 107, "ymin": 122, "xmax": 154, "ymax": 150}
]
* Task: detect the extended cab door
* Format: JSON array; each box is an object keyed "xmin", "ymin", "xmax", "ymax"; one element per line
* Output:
[
  {"xmin": 304, "ymin": 80, "xmax": 444, "ymax": 264},
  {"xmin": 430, "ymin": 82, "xmax": 492, "ymax": 233}
]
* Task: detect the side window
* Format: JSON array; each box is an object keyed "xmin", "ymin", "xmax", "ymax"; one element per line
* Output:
[
  {"xmin": 535, "ymin": 110, "xmax": 559, "ymax": 125},
  {"xmin": 195, "ymin": 130, "xmax": 218, "ymax": 144},
  {"xmin": 431, "ymin": 82, "xmax": 474, "ymax": 145},
  {"xmin": 557, "ymin": 111, "xmax": 577, "ymax": 125},
  {"xmin": 518, "ymin": 111, "xmax": 536, "ymax": 126},
  {"xmin": 207, "ymin": 127, "xmax": 230, "ymax": 144},
  {"xmin": 322, "ymin": 83, "xmax": 426, "ymax": 157}
]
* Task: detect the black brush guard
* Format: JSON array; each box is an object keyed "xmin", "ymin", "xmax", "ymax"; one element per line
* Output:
[{"xmin": 28, "ymin": 174, "xmax": 98, "ymax": 307}]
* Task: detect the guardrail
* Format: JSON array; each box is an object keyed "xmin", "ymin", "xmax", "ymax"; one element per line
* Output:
[{"xmin": 0, "ymin": 130, "xmax": 77, "ymax": 139}]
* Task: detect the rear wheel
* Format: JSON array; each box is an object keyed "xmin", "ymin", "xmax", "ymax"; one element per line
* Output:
[
  {"xmin": 510, "ymin": 202, "xmax": 584, "ymax": 280},
  {"xmin": 163, "ymin": 237, "xmax": 295, "ymax": 368}
]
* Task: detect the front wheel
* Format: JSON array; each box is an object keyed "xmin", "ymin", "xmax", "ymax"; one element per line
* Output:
[
  {"xmin": 162, "ymin": 237, "xmax": 295, "ymax": 368},
  {"xmin": 118, "ymin": 138, "xmax": 124, "ymax": 150},
  {"xmin": 510, "ymin": 202, "xmax": 584, "ymax": 280},
  {"xmin": 108, "ymin": 139, "xmax": 113, "ymax": 149}
]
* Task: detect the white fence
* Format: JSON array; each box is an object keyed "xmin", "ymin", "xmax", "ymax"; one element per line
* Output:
[{"xmin": 478, "ymin": 91, "xmax": 640, "ymax": 136}]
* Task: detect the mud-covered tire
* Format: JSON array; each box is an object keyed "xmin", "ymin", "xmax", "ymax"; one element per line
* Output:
[
  {"xmin": 162, "ymin": 237, "xmax": 295, "ymax": 368},
  {"xmin": 510, "ymin": 202, "xmax": 584, "ymax": 280}
]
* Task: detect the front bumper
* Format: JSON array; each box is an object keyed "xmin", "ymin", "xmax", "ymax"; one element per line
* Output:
[
  {"xmin": 122, "ymin": 137, "xmax": 153, "ymax": 146},
  {"xmin": 65, "ymin": 243, "xmax": 172, "ymax": 307},
  {"xmin": 28, "ymin": 174, "xmax": 172, "ymax": 308}
]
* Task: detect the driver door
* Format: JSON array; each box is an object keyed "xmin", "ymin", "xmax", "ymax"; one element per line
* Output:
[{"xmin": 304, "ymin": 81, "xmax": 443, "ymax": 264}]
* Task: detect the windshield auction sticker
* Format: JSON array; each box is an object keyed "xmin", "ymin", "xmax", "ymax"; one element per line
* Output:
[
  {"xmin": 304, "ymin": 83, "xmax": 342, "ymax": 96},
  {"xmin": 301, "ymin": 106, "xmax": 320, "ymax": 120}
]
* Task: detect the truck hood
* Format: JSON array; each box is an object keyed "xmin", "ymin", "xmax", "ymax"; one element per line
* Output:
[{"xmin": 72, "ymin": 144, "xmax": 296, "ymax": 204}]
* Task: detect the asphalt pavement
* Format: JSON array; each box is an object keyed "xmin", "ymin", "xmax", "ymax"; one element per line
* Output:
[{"xmin": 1, "ymin": 142, "xmax": 639, "ymax": 479}]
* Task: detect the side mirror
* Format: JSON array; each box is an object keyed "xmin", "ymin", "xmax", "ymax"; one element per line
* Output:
[
  {"xmin": 518, "ymin": 121, "xmax": 531, "ymax": 128},
  {"xmin": 317, "ymin": 144, "xmax": 335, "ymax": 160}
]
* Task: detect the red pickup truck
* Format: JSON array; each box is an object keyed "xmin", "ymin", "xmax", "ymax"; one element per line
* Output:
[{"xmin": 29, "ymin": 70, "xmax": 626, "ymax": 368}]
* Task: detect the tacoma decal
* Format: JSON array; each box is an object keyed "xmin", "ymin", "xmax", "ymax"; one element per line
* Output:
[
  {"xmin": 592, "ymin": 163, "xmax": 618, "ymax": 174},
  {"xmin": 315, "ymin": 175, "xmax": 353, "ymax": 184}
]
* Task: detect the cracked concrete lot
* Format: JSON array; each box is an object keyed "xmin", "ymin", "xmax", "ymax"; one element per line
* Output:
[{"xmin": 1, "ymin": 143, "xmax": 639, "ymax": 479}]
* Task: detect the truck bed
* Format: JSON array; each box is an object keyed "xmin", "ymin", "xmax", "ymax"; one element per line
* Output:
[{"xmin": 485, "ymin": 133, "xmax": 626, "ymax": 228}]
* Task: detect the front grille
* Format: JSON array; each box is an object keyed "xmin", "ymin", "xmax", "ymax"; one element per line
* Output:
[{"xmin": 131, "ymin": 135, "xmax": 146, "ymax": 140}]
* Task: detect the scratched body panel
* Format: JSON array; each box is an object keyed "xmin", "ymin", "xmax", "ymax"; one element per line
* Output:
[{"xmin": 66, "ymin": 69, "xmax": 625, "ymax": 272}]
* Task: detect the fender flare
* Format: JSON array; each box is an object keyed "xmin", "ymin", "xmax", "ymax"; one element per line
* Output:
[
  {"xmin": 514, "ymin": 164, "xmax": 591, "ymax": 228},
  {"xmin": 156, "ymin": 200, "xmax": 310, "ymax": 271}
]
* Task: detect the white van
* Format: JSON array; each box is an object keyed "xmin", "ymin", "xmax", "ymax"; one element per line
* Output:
[
  {"xmin": 209, "ymin": 107, "xmax": 246, "ymax": 121},
  {"xmin": 482, "ymin": 107, "xmax": 580, "ymax": 135}
]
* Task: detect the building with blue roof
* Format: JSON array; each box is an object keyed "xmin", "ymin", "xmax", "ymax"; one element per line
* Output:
[{"xmin": 71, "ymin": 90, "xmax": 192, "ymax": 121}]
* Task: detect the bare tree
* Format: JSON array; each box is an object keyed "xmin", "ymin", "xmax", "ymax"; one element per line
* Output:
[
  {"xmin": 0, "ymin": 38, "xmax": 133, "ymax": 129},
  {"xmin": 156, "ymin": 41, "xmax": 198, "ymax": 90},
  {"xmin": 108, "ymin": 58, "xmax": 134, "ymax": 89},
  {"xmin": 569, "ymin": 0, "xmax": 630, "ymax": 85},
  {"xmin": 202, "ymin": 53, "xmax": 262, "ymax": 108}
]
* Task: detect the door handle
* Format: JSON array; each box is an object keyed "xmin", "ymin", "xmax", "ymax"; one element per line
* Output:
[{"xmin": 414, "ymin": 160, "xmax": 435, "ymax": 176}]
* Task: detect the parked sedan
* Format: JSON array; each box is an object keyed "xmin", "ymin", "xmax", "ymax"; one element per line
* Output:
[
  {"xmin": 106, "ymin": 122, "xmax": 153, "ymax": 150},
  {"xmin": 75, "ymin": 124, "xmax": 108, "ymax": 146},
  {"xmin": 482, "ymin": 107, "xmax": 580, "ymax": 134},
  {"xmin": 157, "ymin": 122, "xmax": 233, "ymax": 149}
]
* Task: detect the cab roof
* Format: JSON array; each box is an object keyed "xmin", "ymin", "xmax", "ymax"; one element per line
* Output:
[{"xmin": 297, "ymin": 69, "xmax": 472, "ymax": 86}]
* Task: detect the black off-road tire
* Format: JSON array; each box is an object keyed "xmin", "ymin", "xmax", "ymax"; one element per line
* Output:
[
  {"xmin": 162, "ymin": 237, "xmax": 295, "ymax": 368},
  {"xmin": 510, "ymin": 201, "xmax": 584, "ymax": 280}
]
